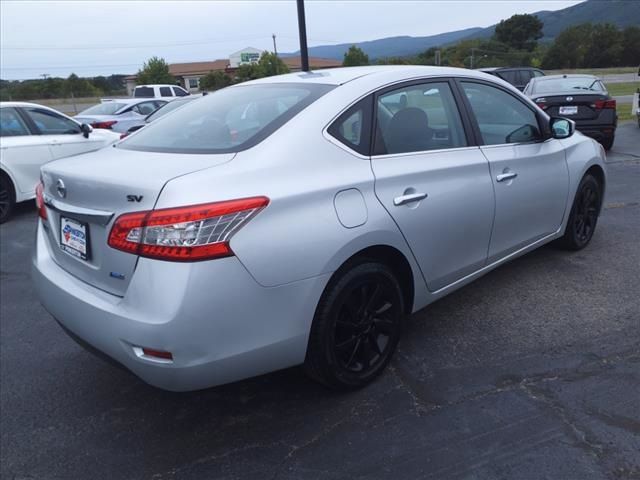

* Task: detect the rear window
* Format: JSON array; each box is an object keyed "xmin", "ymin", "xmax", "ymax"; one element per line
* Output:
[
  {"xmin": 120, "ymin": 83, "xmax": 334, "ymax": 154},
  {"xmin": 134, "ymin": 87, "xmax": 155, "ymax": 98},
  {"xmin": 532, "ymin": 77, "xmax": 605, "ymax": 94},
  {"xmin": 79, "ymin": 102, "xmax": 127, "ymax": 115}
]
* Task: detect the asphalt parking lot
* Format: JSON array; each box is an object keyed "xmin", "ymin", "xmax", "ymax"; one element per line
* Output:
[{"xmin": 1, "ymin": 123, "xmax": 639, "ymax": 480}]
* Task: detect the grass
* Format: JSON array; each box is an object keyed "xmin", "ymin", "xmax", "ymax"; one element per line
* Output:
[
  {"xmin": 605, "ymin": 82, "xmax": 640, "ymax": 96},
  {"xmin": 617, "ymin": 103, "xmax": 635, "ymax": 122},
  {"xmin": 545, "ymin": 67, "xmax": 638, "ymax": 76}
]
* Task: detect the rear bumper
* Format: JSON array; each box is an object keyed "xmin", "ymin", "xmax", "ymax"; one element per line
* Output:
[
  {"xmin": 32, "ymin": 222, "xmax": 329, "ymax": 391},
  {"xmin": 575, "ymin": 124, "xmax": 616, "ymax": 142}
]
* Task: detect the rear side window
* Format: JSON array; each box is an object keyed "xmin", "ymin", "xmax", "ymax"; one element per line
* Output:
[
  {"xmin": 134, "ymin": 87, "xmax": 154, "ymax": 98},
  {"xmin": 374, "ymin": 81, "xmax": 467, "ymax": 155},
  {"xmin": 24, "ymin": 108, "xmax": 81, "ymax": 135},
  {"xmin": 461, "ymin": 82, "xmax": 541, "ymax": 145},
  {"xmin": 159, "ymin": 87, "xmax": 172, "ymax": 97},
  {"xmin": 120, "ymin": 83, "xmax": 334, "ymax": 154},
  {"xmin": 496, "ymin": 70, "xmax": 518, "ymax": 85},
  {"xmin": 327, "ymin": 97, "xmax": 372, "ymax": 155},
  {"xmin": 0, "ymin": 108, "xmax": 30, "ymax": 137}
]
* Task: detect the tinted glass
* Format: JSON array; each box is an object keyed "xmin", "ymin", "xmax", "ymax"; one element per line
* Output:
[
  {"xmin": 375, "ymin": 82, "xmax": 467, "ymax": 155},
  {"xmin": 133, "ymin": 102, "xmax": 158, "ymax": 116},
  {"xmin": 25, "ymin": 108, "xmax": 81, "ymax": 135},
  {"xmin": 146, "ymin": 98, "xmax": 192, "ymax": 122},
  {"xmin": 462, "ymin": 82, "xmax": 541, "ymax": 145},
  {"xmin": 134, "ymin": 87, "xmax": 154, "ymax": 98},
  {"xmin": 497, "ymin": 70, "xmax": 518, "ymax": 84},
  {"xmin": 328, "ymin": 97, "xmax": 371, "ymax": 155},
  {"xmin": 532, "ymin": 77, "xmax": 605, "ymax": 94},
  {"xmin": 175, "ymin": 86, "xmax": 189, "ymax": 96},
  {"xmin": 79, "ymin": 102, "xmax": 126, "ymax": 115},
  {"xmin": 0, "ymin": 108, "xmax": 30, "ymax": 137},
  {"xmin": 120, "ymin": 83, "xmax": 334, "ymax": 154},
  {"xmin": 532, "ymin": 70, "xmax": 545, "ymax": 78},
  {"xmin": 159, "ymin": 87, "xmax": 172, "ymax": 97}
]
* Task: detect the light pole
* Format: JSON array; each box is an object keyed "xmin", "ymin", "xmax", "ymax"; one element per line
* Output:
[{"xmin": 296, "ymin": 0, "xmax": 310, "ymax": 72}]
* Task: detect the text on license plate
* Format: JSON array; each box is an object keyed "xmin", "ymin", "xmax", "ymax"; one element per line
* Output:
[
  {"xmin": 559, "ymin": 106, "xmax": 578, "ymax": 115},
  {"xmin": 60, "ymin": 217, "xmax": 88, "ymax": 260}
]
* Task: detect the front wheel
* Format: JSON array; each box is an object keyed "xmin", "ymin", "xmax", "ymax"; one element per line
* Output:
[
  {"xmin": 557, "ymin": 174, "xmax": 602, "ymax": 251},
  {"xmin": 304, "ymin": 260, "xmax": 404, "ymax": 390},
  {"xmin": 0, "ymin": 175, "xmax": 15, "ymax": 224}
]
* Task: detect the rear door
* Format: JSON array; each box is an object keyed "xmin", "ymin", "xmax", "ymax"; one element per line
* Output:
[
  {"xmin": 370, "ymin": 79, "xmax": 495, "ymax": 291},
  {"xmin": 458, "ymin": 80, "xmax": 569, "ymax": 262}
]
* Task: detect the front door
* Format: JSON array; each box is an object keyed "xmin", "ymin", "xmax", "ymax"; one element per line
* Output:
[{"xmin": 459, "ymin": 81, "xmax": 569, "ymax": 262}]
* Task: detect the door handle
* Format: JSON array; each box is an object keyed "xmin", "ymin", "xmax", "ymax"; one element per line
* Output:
[
  {"xmin": 393, "ymin": 192, "xmax": 428, "ymax": 206},
  {"xmin": 496, "ymin": 172, "xmax": 518, "ymax": 182}
]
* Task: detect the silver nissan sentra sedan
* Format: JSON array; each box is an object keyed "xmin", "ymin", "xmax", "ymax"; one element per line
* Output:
[{"xmin": 32, "ymin": 66, "xmax": 606, "ymax": 391}]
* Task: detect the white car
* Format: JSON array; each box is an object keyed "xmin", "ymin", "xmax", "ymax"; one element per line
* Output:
[
  {"xmin": 74, "ymin": 98, "xmax": 167, "ymax": 134},
  {"xmin": 133, "ymin": 84, "xmax": 190, "ymax": 100},
  {"xmin": 0, "ymin": 102, "xmax": 120, "ymax": 222}
]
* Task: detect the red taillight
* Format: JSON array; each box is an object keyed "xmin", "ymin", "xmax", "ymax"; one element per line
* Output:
[
  {"xmin": 594, "ymin": 99, "xmax": 616, "ymax": 110},
  {"xmin": 142, "ymin": 348, "xmax": 173, "ymax": 360},
  {"xmin": 536, "ymin": 103, "xmax": 548, "ymax": 110},
  {"xmin": 91, "ymin": 120, "xmax": 118, "ymax": 129},
  {"xmin": 108, "ymin": 197, "xmax": 269, "ymax": 261},
  {"xmin": 119, "ymin": 132, "xmax": 129, "ymax": 139},
  {"xmin": 35, "ymin": 182, "xmax": 47, "ymax": 220}
]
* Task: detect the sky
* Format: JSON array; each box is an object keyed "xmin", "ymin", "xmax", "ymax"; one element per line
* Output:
[{"xmin": 0, "ymin": 0, "xmax": 582, "ymax": 80}]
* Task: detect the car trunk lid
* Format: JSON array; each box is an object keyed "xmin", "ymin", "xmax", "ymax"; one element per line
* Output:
[
  {"xmin": 535, "ymin": 93, "xmax": 610, "ymax": 121},
  {"xmin": 40, "ymin": 147, "xmax": 234, "ymax": 296}
]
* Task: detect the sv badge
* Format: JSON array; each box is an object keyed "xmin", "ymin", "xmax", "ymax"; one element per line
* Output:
[{"xmin": 127, "ymin": 195, "xmax": 143, "ymax": 202}]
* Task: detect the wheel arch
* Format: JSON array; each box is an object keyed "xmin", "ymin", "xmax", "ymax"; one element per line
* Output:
[
  {"xmin": 584, "ymin": 164, "xmax": 606, "ymax": 213},
  {"xmin": 0, "ymin": 167, "xmax": 16, "ymax": 200}
]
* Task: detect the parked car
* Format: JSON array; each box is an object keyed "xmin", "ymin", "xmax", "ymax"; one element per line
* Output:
[
  {"xmin": 524, "ymin": 74, "xmax": 617, "ymax": 150},
  {"xmin": 133, "ymin": 84, "xmax": 190, "ymax": 100},
  {"xmin": 74, "ymin": 99, "xmax": 167, "ymax": 134},
  {"xmin": 0, "ymin": 102, "xmax": 119, "ymax": 223},
  {"xmin": 33, "ymin": 66, "xmax": 606, "ymax": 392},
  {"xmin": 478, "ymin": 67, "xmax": 545, "ymax": 91},
  {"xmin": 122, "ymin": 95, "xmax": 201, "ymax": 137}
]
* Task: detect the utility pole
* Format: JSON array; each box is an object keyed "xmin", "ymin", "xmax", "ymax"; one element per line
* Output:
[
  {"xmin": 296, "ymin": 0, "xmax": 310, "ymax": 72},
  {"xmin": 470, "ymin": 48, "xmax": 476, "ymax": 69},
  {"xmin": 435, "ymin": 50, "xmax": 441, "ymax": 66},
  {"xmin": 41, "ymin": 73, "xmax": 50, "ymax": 80},
  {"xmin": 272, "ymin": 34, "xmax": 278, "ymax": 56}
]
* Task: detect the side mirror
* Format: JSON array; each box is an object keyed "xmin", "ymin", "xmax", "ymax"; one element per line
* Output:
[
  {"xmin": 80, "ymin": 123, "xmax": 92, "ymax": 138},
  {"xmin": 550, "ymin": 117, "xmax": 575, "ymax": 139}
]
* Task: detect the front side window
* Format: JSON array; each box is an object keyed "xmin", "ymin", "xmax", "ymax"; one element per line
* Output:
[
  {"xmin": 375, "ymin": 81, "xmax": 467, "ymax": 155},
  {"xmin": 120, "ymin": 83, "xmax": 334, "ymax": 154},
  {"xmin": 461, "ymin": 82, "xmax": 541, "ymax": 145},
  {"xmin": 24, "ymin": 108, "xmax": 80, "ymax": 135},
  {"xmin": 0, "ymin": 108, "xmax": 30, "ymax": 137},
  {"xmin": 174, "ymin": 86, "xmax": 189, "ymax": 96},
  {"xmin": 159, "ymin": 87, "xmax": 172, "ymax": 97},
  {"xmin": 327, "ymin": 97, "xmax": 371, "ymax": 155}
]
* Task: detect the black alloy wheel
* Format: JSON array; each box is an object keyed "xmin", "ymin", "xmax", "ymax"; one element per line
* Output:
[
  {"xmin": 0, "ymin": 175, "xmax": 15, "ymax": 224},
  {"xmin": 558, "ymin": 174, "xmax": 601, "ymax": 250},
  {"xmin": 305, "ymin": 261, "xmax": 404, "ymax": 390}
]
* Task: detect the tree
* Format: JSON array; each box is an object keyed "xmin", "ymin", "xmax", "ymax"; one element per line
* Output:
[
  {"xmin": 621, "ymin": 26, "xmax": 640, "ymax": 66},
  {"xmin": 542, "ymin": 23, "xmax": 593, "ymax": 69},
  {"xmin": 234, "ymin": 63, "xmax": 263, "ymax": 83},
  {"xmin": 589, "ymin": 23, "xmax": 623, "ymax": 68},
  {"xmin": 63, "ymin": 73, "xmax": 100, "ymax": 97},
  {"xmin": 494, "ymin": 14, "xmax": 544, "ymax": 51},
  {"xmin": 343, "ymin": 45, "xmax": 369, "ymax": 67},
  {"xmin": 199, "ymin": 70, "xmax": 232, "ymax": 91},
  {"xmin": 257, "ymin": 52, "xmax": 289, "ymax": 76},
  {"xmin": 136, "ymin": 56, "xmax": 175, "ymax": 85}
]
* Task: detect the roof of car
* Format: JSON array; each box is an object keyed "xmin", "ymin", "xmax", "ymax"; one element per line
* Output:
[
  {"xmin": 1, "ymin": 101, "xmax": 62, "ymax": 109},
  {"xmin": 239, "ymin": 65, "xmax": 496, "ymax": 87}
]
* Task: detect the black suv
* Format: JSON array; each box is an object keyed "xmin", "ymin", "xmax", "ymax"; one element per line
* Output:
[{"xmin": 478, "ymin": 67, "xmax": 545, "ymax": 91}]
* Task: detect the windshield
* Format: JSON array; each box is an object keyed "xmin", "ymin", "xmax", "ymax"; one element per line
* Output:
[
  {"xmin": 533, "ymin": 77, "xmax": 605, "ymax": 94},
  {"xmin": 146, "ymin": 98, "xmax": 193, "ymax": 122},
  {"xmin": 79, "ymin": 102, "xmax": 127, "ymax": 115},
  {"xmin": 119, "ymin": 83, "xmax": 334, "ymax": 154}
]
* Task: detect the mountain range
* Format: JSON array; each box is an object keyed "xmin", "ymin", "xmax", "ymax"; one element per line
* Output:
[{"xmin": 284, "ymin": 0, "xmax": 640, "ymax": 60}]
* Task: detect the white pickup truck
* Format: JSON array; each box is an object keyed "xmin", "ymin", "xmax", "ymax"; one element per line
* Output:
[{"xmin": 132, "ymin": 84, "xmax": 190, "ymax": 100}]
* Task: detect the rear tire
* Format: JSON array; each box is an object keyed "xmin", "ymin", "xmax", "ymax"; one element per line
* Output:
[
  {"xmin": 557, "ymin": 174, "xmax": 602, "ymax": 251},
  {"xmin": 601, "ymin": 135, "xmax": 614, "ymax": 151},
  {"xmin": 304, "ymin": 260, "xmax": 404, "ymax": 390},
  {"xmin": 0, "ymin": 174, "xmax": 15, "ymax": 224}
]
